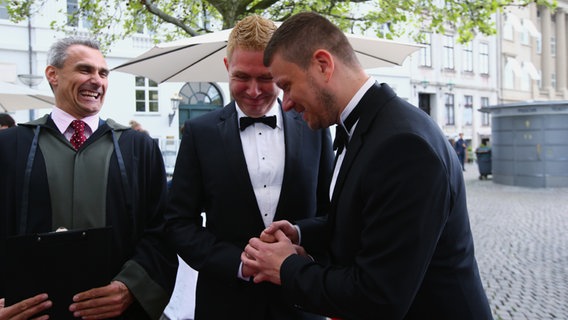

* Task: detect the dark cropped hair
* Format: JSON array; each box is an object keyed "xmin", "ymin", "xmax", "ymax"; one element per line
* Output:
[
  {"xmin": 47, "ymin": 37, "xmax": 101, "ymax": 68},
  {"xmin": 264, "ymin": 12, "xmax": 359, "ymax": 70},
  {"xmin": 0, "ymin": 113, "xmax": 16, "ymax": 128}
]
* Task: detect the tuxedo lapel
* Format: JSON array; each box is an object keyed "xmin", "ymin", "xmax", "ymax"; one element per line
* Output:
[
  {"xmin": 274, "ymin": 104, "xmax": 303, "ymax": 221},
  {"xmin": 217, "ymin": 103, "xmax": 258, "ymax": 204},
  {"xmin": 331, "ymin": 83, "xmax": 398, "ymax": 207}
]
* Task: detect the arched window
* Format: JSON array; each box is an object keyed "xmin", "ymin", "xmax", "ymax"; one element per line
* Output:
[{"xmin": 176, "ymin": 82, "xmax": 224, "ymax": 129}]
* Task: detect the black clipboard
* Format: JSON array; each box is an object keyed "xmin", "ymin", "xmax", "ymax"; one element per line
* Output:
[{"xmin": 4, "ymin": 227, "xmax": 112, "ymax": 319}]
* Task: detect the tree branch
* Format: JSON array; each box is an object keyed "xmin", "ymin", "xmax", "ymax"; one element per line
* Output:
[
  {"xmin": 248, "ymin": 0, "xmax": 279, "ymax": 12},
  {"xmin": 140, "ymin": 0, "xmax": 200, "ymax": 36}
]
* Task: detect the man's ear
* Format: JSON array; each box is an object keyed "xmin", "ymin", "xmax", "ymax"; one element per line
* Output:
[
  {"xmin": 45, "ymin": 65, "xmax": 58, "ymax": 87},
  {"xmin": 223, "ymin": 57, "xmax": 230, "ymax": 72},
  {"xmin": 312, "ymin": 49, "xmax": 334, "ymax": 81}
]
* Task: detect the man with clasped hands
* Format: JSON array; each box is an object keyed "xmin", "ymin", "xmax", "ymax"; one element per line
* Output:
[
  {"xmin": 165, "ymin": 15, "xmax": 333, "ymax": 320},
  {"xmin": 243, "ymin": 12, "xmax": 493, "ymax": 320}
]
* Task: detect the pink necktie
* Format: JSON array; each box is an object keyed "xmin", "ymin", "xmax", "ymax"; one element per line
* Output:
[{"xmin": 70, "ymin": 120, "xmax": 87, "ymax": 150}]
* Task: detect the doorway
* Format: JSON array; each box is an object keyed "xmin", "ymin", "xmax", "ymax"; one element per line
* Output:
[{"xmin": 418, "ymin": 93, "xmax": 431, "ymax": 115}]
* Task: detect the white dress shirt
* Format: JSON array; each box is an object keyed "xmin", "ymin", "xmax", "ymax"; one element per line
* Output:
[
  {"xmin": 329, "ymin": 77, "xmax": 375, "ymax": 199},
  {"xmin": 236, "ymin": 101, "xmax": 285, "ymax": 228}
]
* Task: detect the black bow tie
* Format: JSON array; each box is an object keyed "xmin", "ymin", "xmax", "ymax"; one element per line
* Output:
[
  {"xmin": 240, "ymin": 115, "xmax": 277, "ymax": 131},
  {"xmin": 333, "ymin": 125, "xmax": 349, "ymax": 155},
  {"xmin": 333, "ymin": 106, "xmax": 361, "ymax": 155}
]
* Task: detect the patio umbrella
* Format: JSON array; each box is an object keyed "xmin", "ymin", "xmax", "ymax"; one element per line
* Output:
[
  {"xmin": 0, "ymin": 82, "xmax": 55, "ymax": 112},
  {"xmin": 113, "ymin": 28, "xmax": 422, "ymax": 83}
]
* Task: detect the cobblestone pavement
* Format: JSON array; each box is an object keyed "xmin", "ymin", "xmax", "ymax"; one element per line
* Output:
[{"xmin": 463, "ymin": 162, "xmax": 568, "ymax": 320}]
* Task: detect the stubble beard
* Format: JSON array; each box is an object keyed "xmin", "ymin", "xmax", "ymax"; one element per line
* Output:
[
  {"xmin": 315, "ymin": 86, "xmax": 336, "ymax": 130},
  {"xmin": 308, "ymin": 75, "xmax": 337, "ymax": 130}
]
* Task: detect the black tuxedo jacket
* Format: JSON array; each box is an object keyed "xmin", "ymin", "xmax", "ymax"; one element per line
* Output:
[
  {"xmin": 166, "ymin": 101, "xmax": 333, "ymax": 319},
  {"xmin": 286, "ymin": 83, "xmax": 493, "ymax": 320}
]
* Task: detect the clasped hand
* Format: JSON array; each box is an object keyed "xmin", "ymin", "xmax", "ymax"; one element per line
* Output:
[{"xmin": 242, "ymin": 220, "xmax": 308, "ymax": 285}]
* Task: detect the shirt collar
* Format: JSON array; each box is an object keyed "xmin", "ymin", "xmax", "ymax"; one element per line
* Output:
[
  {"xmin": 51, "ymin": 105, "xmax": 100, "ymax": 135},
  {"xmin": 339, "ymin": 77, "xmax": 376, "ymax": 128},
  {"xmin": 235, "ymin": 100, "xmax": 282, "ymax": 130}
]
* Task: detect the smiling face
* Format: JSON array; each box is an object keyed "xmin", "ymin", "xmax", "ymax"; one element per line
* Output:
[
  {"xmin": 45, "ymin": 44, "xmax": 109, "ymax": 119},
  {"xmin": 224, "ymin": 47, "xmax": 279, "ymax": 118},
  {"xmin": 270, "ymin": 53, "xmax": 338, "ymax": 130}
]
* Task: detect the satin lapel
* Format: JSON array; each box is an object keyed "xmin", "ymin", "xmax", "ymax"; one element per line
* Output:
[
  {"xmin": 330, "ymin": 83, "xmax": 398, "ymax": 208},
  {"xmin": 274, "ymin": 104, "xmax": 302, "ymax": 221},
  {"xmin": 217, "ymin": 103, "xmax": 257, "ymax": 200}
]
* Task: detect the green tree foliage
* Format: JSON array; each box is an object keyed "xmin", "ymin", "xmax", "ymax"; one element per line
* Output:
[{"xmin": 5, "ymin": 0, "xmax": 557, "ymax": 51}]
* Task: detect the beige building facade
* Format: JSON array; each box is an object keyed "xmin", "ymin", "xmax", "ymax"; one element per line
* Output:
[{"xmin": 499, "ymin": 2, "xmax": 568, "ymax": 103}]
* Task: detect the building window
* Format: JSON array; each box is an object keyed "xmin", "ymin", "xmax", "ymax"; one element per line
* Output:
[
  {"xmin": 379, "ymin": 22, "xmax": 392, "ymax": 38},
  {"xmin": 135, "ymin": 18, "xmax": 158, "ymax": 36},
  {"xmin": 443, "ymin": 35, "xmax": 455, "ymax": 70},
  {"xmin": 551, "ymin": 36, "xmax": 556, "ymax": 56},
  {"xmin": 463, "ymin": 95, "xmax": 473, "ymax": 126},
  {"xmin": 481, "ymin": 97, "xmax": 490, "ymax": 127},
  {"xmin": 445, "ymin": 93, "xmax": 455, "ymax": 125},
  {"xmin": 177, "ymin": 82, "xmax": 225, "ymax": 123},
  {"xmin": 135, "ymin": 77, "xmax": 159, "ymax": 112},
  {"xmin": 136, "ymin": 22, "xmax": 145, "ymax": 34},
  {"xmin": 419, "ymin": 32, "xmax": 432, "ymax": 67},
  {"xmin": 551, "ymin": 73, "xmax": 556, "ymax": 89},
  {"xmin": 520, "ymin": 28, "xmax": 530, "ymax": 45},
  {"xmin": 67, "ymin": 0, "xmax": 77, "ymax": 26},
  {"xmin": 479, "ymin": 43, "xmax": 489, "ymax": 75},
  {"xmin": 520, "ymin": 69, "xmax": 530, "ymax": 91},
  {"xmin": 503, "ymin": 20, "xmax": 514, "ymax": 40},
  {"xmin": 504, "ymin": 57, "xmax": 516, "ymax": 89},
  {"xmin": 463, "ymin": 42, "xmax": 473, "ymax": 72},
  {"xmin": 67, "ymin": 0, "xmax": 91, "ymax": 28},
  {"xmin": 504, "ymin": 68, "xmax": 515, "ymax": 89},
  {"xmin": 0, "ymin": 0, "xmax": 8, "ymax": 19},
  {"xmin": 183, "ymin": 82, "xmax": 223, "ymax": 105}
]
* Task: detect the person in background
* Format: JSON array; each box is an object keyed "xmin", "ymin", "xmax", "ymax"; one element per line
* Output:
[
  {"xmin": 455, "ymin": 132, "xmax": 467, "ymax": 171},
  {"xmin": 242, "ymin": 12, "xmax": 493, "ymax": 320},
  {"xmin": 0, "ymin": 113, "xmax": 15, "ymax": 130},
  {"xmin": 165, "ymin": 15, "xmax": 333, "ymax": 320},
  {"xmin": 129, "ymin": 119, "xmax": 149, "ymax": 135},
  {"xmin": 0, "ymin": 36, "xmax": 177, "ymax": 319}
]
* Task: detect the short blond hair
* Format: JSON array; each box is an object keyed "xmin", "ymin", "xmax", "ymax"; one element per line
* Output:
[{"xmin": 226, "ymin": 15, "xmax": 277, "ymax": 61}]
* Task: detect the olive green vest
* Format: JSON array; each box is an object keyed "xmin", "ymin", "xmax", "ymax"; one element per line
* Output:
[{"xmin": 24, "ymin": 115, "xmax": 126, "ymax": 230}]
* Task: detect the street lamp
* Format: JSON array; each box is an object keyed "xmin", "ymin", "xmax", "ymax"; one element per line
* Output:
[
  {"xmin": 18, "ymin": 74, "xmax": 44, "ymax": 87},
  {"xmin": 447, "ymin": 81, "xmax": 455, "ymax": 91},
  {"xmin": 18, "ymin": 74, "xmax": 44, "ymax": 121},
  {"xmin": 169, "ymin": 92, "xmax": 182, "ymax": 127}
]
